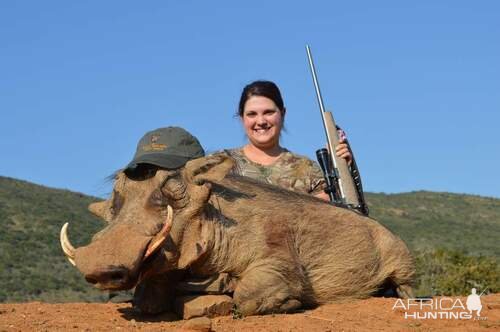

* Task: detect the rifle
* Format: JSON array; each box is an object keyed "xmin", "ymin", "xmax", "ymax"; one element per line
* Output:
[{"xmin": 306, "ymin": 45, "xmax": 369, "ymax": 215}]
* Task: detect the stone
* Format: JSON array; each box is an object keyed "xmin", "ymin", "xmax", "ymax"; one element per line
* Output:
[
  {"xmin": 176, "ymin": 273, "xmax": 235, "ymax": 295},
  {"xmin": 181, "ymin": 317, "xmax": 212, "ymax": 331},
  {"xmin": 174, "ymin": 295, "xmax": 233, "ymax": 319}
]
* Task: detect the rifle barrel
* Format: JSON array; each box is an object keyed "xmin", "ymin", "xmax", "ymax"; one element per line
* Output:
[{"xmin": 306, "ymin": 45, "xmax": 345, "ymax": 200}]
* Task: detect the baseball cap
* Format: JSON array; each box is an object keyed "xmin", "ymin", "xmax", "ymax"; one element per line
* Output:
[{"xmin": 124, "ymin": 127, "xmax": 205, "ymax": 174}]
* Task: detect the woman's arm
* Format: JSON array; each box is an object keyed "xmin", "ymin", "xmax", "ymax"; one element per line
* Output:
[{"xmin": 314, "ymin": 191, "xmax": 331, "ymax": 201}]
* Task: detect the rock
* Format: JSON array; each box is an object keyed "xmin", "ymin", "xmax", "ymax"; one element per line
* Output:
[
  {"xmin": 175, "ymin": 295, "xmax": 233, "ymax": 319},
  {"xmin": 176, "ymin": 273, "xmax": 235, "ymax": 295},
  {"xmin": 181, "ymin": 317, "xmax": 212, "ymax": 331}
]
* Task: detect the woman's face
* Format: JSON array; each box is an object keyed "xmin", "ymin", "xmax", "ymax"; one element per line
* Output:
[{"xmin": 241, "ymin": 95, "xmax": 284, "ymax": 150}]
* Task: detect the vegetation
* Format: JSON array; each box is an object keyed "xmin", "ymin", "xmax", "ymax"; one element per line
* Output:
[
  {"xmin": 366, "ymin": 191, "xmax": 500, "ymax": 296},
  {"xmin": 0, "ymin": 176, "xmax": 498, "ymax": 302},
  {"xmin": 366, "ymin": 191, "xmax": 500, "ymax": 257},
  {"xmin": 414, "ymin": 248, "xmax": 498, "ymax": 296},
  {"xmin": 0, "ymin": 176, "xmax": 106, "ymax": 303}
]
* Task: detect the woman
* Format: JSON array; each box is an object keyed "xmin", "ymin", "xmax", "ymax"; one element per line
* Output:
[{"xmin": 222, "ymin": 80, "xmax": 352, "ymax": 202}]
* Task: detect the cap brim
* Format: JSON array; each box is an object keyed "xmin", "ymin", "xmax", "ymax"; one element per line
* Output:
[{"xmin": 125, "ymin": 153, "xmax": 191, "ymax": 171}]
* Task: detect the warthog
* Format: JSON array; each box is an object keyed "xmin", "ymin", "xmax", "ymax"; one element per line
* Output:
[{"xmin": 61, "ymin": 154, "xmax": 415, "ymax": 316}]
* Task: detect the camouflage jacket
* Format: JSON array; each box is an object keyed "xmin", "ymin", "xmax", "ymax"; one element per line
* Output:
[{"xmin": 213, "ymin": 148, "xmax": 326, "ymax": 196}]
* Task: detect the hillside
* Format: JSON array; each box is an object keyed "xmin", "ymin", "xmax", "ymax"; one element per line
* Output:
[
  {"xmin": 0, "ymin": 176, "xmax": 105, "ymax": 302},
  {"xmin": 366, "ymin": 191, "xmax": 500, "ymax": 257},
  {"xmin": 0, "ymin": 176, "xmax": 498, "ymax": 302}
]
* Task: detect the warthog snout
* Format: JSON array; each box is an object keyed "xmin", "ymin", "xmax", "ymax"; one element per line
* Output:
[{"xmin": 61, "ymin": 205, "xmax": 175, "ymax": 291}]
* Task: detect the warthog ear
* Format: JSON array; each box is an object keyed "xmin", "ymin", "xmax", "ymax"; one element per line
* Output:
[
  {"xmin": 88, "ymin": 200, "xmax": 111, "ymax": 222},
  {"xmin": 177, "ymin": 220, "xmax": 209, "ymax": 269},
  {"xmin": 184, "ymin": 154, "xmax": 235, "ymax": 185}
]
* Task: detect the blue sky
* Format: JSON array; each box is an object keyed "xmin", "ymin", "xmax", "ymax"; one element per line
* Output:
[{"xmin": 1, "ymin": 1, "xmax": 499, "ymax": 198}]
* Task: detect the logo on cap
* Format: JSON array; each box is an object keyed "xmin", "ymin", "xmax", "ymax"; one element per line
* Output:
[{"xmin": 142, "ymin": 134, "xmax": 167, "ymax": 152}]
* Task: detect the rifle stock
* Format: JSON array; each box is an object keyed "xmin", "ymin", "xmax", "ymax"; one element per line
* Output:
[{"xmin": 323, "ymin": 111, "xmax": 360, "ymax": 206}]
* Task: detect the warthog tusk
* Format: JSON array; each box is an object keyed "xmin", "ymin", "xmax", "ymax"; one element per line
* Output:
[
  {"xmin": 144, "ymin": 205, "xmax": 173, "ymax": 259},
  {"xmin": 60, "ymin": 222, "xmax": 76, "ymax": 266}
]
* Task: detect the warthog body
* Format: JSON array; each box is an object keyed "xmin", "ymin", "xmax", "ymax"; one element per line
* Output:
[{"xmin": 63, "ymin": 155, "xmax": 414, "ymax": 315}]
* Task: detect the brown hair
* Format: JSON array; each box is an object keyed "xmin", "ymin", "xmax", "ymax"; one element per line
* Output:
[{"xmin": 237, "ymin": 80, "xmax": 285, "ymax": 117}]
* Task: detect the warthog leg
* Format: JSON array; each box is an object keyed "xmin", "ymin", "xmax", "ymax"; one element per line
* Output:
[
  {"xmin": 133, "ymin": 271, "xmax": 183, "ymax": 314},
  {"xmin": 233, "ymin": 257, "xmax": 305, "ymax": 316}
]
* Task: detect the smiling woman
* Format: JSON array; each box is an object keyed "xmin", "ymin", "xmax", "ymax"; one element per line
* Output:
[{"xmin": 217, "ymin": 80, "xmax": 352, "ymax": 201}]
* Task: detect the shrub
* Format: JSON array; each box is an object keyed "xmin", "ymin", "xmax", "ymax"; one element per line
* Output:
[{"xmin": 414, "ymin": 248, "xmax": 499, "ymax": 297}]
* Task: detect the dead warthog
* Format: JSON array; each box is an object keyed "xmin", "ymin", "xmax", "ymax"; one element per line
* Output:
[{"xmin": 61, "ymin": 154, "xmax": 415, "ymax": 316}]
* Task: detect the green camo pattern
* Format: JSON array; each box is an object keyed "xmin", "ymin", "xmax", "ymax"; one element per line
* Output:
[{"xmin": 215, "ymin": 148, "xmax": 326, "ymax": 195}]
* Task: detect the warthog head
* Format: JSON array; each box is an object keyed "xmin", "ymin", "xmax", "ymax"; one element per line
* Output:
[{"xmin": 60, "ymin": 155, "xmax": 234, "ymax": 290}]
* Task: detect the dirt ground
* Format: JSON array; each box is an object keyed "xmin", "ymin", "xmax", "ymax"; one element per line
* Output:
[{"xmin": 1, "ymin": 294, "xmax": 499, "ymax": 331}]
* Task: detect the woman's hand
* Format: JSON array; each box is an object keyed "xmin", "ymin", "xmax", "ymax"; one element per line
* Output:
[
  {"xmin": 335, "ymin": 138, "xmax": 352, "ymax": 166},
  {"xmin": 314, "ymin": 191, "xmax": 331, "ymax": 202}
]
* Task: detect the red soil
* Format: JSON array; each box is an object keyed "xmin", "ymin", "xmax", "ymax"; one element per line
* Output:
[{"xmin": 1, "ymin": 294, "xmax": 498, "ymax": 331}]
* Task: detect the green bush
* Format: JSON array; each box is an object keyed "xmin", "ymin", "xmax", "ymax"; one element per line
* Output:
[{"xmin": 414, "ymin": 248, "xmax": 499, "ymax": 297}]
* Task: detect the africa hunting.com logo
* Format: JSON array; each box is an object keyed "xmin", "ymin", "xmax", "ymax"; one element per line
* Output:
[{"xmin": 393, "ymin": 288, "xmax": 488, "ymax": 320}]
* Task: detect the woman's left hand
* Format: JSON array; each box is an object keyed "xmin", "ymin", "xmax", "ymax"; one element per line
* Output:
[{"xmin": 335, "ymin": 139, "xmax": 352, "ymax": 166}]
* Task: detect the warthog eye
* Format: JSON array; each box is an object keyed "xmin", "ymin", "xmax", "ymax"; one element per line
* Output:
[
  {"xmin": 149, "ymin": 189, "xmax": 169, "ymax": 207},
  {"xmin": 161, "ymin": 175, "xmax": 186, "ymax": 199}
]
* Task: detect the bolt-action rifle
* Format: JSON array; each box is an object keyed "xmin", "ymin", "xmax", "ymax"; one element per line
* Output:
[{"xmin": 306, "ymin": 45, "xmax": 369, "ymax": 216}]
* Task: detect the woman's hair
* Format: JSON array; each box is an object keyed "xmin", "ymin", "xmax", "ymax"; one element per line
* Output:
[{"xmin": 237, "ymin": 80, "xmax": 285, "ymax": 117}]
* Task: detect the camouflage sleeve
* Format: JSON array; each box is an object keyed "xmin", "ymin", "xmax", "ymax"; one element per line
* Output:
[
  {"xmin": 308, "ymin": 161, "xmax": 327, "ymax": 196},
  {"xmin": 206, "ymin": 149, "xmax": 242, "ymax": 176}
]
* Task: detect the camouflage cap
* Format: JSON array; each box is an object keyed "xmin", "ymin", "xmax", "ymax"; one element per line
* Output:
[{"xmin": 125, "ymin": 127, "xmax": 205, "ymax": 173}]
